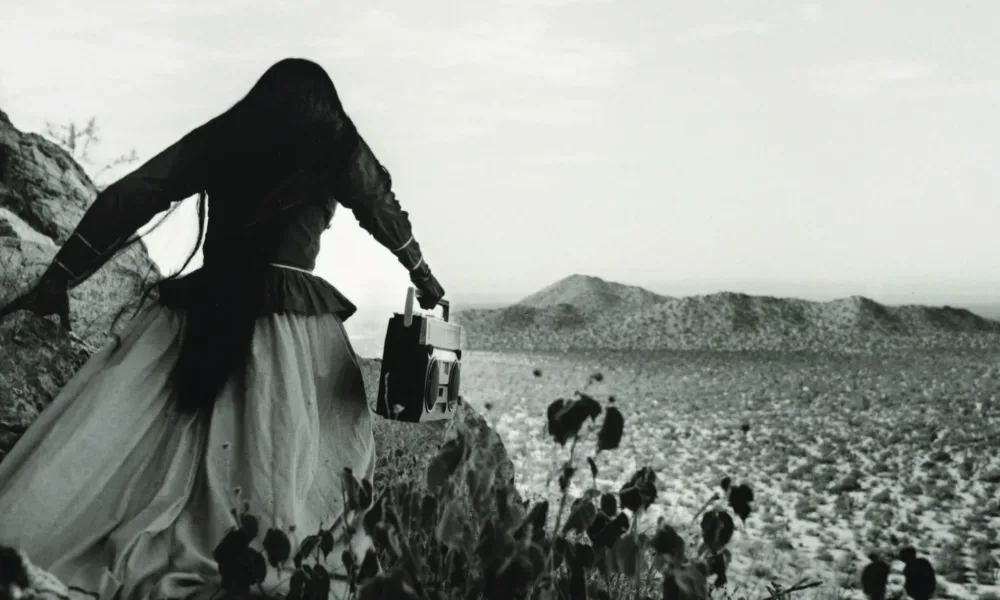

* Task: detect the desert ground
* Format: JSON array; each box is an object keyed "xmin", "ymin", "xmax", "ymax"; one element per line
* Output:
[{"xmin": 448, "ymin": 348, "xmax": 1000, "ymax": 600}]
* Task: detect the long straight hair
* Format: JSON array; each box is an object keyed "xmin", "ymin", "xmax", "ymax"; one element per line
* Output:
[{"xmin": 106, "ymin": 58, "xmax": 361, "ymax": 416}]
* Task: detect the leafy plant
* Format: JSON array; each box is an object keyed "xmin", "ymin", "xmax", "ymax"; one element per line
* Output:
[{"xmin": 210, "ymin": 469, "xmax": 380, "ymax": 600}]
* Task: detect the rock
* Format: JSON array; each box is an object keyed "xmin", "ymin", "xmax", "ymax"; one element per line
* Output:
[
  {"xmin": 0, "ymin": 207, "xmax": 54, "ymax": 246},
  {"xmin": 0, "ymin": 111, "xmax": 98, "ymax": 244},
  {"xmin": 0, "ymin": 109, "xmax": 161, "ymax": 346},
  {"xmin": 0, "ymin": 317, "xmax": 92, "ymax": 461},
  {"xmin": 832, "ymin": 474, "xmax": 862, "ymax": 494},
  {"xmin": 361, "ymin": 358, "xmax": 521, "ymax": 505},
  {"xmin": 0, "ymin": 107, "xmax": 163, "ymax": 457},
  {"xmin": 929, "ymin": 449, "xmax": 952, "ymax": 463}
]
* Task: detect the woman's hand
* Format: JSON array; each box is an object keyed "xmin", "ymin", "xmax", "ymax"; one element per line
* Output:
[
  {"xmin": 0, "ymin": 273, "xmax": 72, "ymax": 332},
  {"xmin": 409, "ymin": 263, "xmax": 445, "ymax": 310}
]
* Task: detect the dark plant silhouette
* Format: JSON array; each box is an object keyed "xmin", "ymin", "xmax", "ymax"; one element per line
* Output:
[
  {"xmin": 861, "ymin": 553, "xmax": 891, "ymax": 600},
  {"xmin": 900, "ymin": 546, "xmax": 937, "ymax": 600}
]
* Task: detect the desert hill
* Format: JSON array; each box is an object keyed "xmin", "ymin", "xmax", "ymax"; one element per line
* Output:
[
  {"xmin": 517, "ymin": 273, "xmax": 670, "ymax": 312},
  {"xmin": 453, "ymin": 276, "xmax": 1000, "ymax": 353}
]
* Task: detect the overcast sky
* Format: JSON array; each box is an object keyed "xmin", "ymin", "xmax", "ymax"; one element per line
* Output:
[{"xmin": 1, "ymin": 0, "xmax": 998, "ymax": 309}]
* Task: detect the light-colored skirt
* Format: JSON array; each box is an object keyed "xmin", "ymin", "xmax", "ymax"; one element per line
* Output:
[{"xmin": 0, "ymin": 303, "xmax": 377, "ymax": 600}]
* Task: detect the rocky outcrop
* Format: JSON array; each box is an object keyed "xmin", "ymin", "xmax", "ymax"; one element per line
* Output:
[
  {"xmin": 0, "ymin": 108, "xmax": 162, "ymax": 455},
  {"xmin": 0, "ymin": 107, "xmax": 519, "ymax": 505},
  {"xmin": 360, "ymin": 358, "xmax": 519, "ymax": 500},
  {"xmin": 0, "ymin": 108, "xmax": 160, "ymax": 344}
]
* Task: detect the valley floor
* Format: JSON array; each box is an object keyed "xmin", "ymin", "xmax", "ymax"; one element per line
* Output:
[{"xmin": 456, "ymin": 348, "xmax": 1000, "ymax": 600}]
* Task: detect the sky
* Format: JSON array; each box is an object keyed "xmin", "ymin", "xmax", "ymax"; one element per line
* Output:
[{"xmin": 1, "ymin": 0, "xmax": 998, "ymax": 312}]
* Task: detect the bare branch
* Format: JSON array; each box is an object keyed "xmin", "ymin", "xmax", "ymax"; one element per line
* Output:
[{"xmin": 40, "ymin": 116, "xmax": 139, "ymax": 187}]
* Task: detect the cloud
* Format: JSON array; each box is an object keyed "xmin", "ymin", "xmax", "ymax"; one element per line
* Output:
[
  {"xmin": 506, "ymin": 0, "xmax": 616, "ymax": 6},
  {"xmin": 348, "ymin": 71, "xmax": 603, "ymax": 145},
  {"xmin": 678, "ymin": 2, "xmax": 825, "ymax": 43},
  {"xmin": 798, "ymin": 2, "xmax": 825, "ymax": 23},
  {"xmin": 1, "ymin": 1, "xmax": 628, "ymax": 146},
  {"xmin": 0, "ymin": 10, "xmax": 192, "ymax": 121},
  {"xmin": 683, "ymin": 22, "xmax": 778, "ymax": 40},
  {"xmin": 309, "ymin": 7, "xmax": 629, "ymax": 140},
  {"xmin": 0, "ymin": 1, "xmax": 225, "ymax": 90},
  {"xmin": 909, "ymin": 79, "xmax": 1000, "ymax": 98},
  {"xmin": 810, "ymin": 61, "xmax": 937, "ymax": 98},
  {"xmin": 532, "ymin": 150, "xmax": 605, "ymax": 166},
  {"xmin": 314, "ymin": 8, "xmax": 631, "ymax": 88}
]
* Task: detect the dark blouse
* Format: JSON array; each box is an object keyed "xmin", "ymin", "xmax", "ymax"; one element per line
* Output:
[{"xmin": 48, "ymin": 125, "xmax": 429, "ymax": 323}]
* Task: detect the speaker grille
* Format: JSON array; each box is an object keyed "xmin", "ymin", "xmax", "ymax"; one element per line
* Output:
[
  {"xmin": 448, "ymin": 361, "xmax": 462, "ymax": 404},
  {"xmin": 424, "ymin": 359, "xmax": 441, "ymax": 412}
]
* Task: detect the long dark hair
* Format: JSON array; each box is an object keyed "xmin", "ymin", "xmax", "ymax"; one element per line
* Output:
[{"xmin": 104, "ymin": 58, "xmax": 360, "ymax": 416}]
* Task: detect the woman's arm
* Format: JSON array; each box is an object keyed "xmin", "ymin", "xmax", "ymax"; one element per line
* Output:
[
  {"xmin": 45, "ymin": 128, "xmax": 211, "ymax": 287},
  {"xmin": 332, "ymin": 137, "xmax": 429, "ymax": 274}
]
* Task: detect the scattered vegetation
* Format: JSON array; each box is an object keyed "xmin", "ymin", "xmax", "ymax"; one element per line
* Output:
[{"xmin": 463, "ymin": 350, "xmax": 998, "ymax": 600}]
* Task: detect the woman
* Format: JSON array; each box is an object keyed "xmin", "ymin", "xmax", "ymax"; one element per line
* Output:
[{"xmin": 0, "ymin": 58, "xmax": 445, "ymax": 599}]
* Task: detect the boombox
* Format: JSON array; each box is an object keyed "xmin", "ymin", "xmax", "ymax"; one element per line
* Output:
[{"xmin": 375, "ymin": 287, "xmax": 463, "ymax": 422}]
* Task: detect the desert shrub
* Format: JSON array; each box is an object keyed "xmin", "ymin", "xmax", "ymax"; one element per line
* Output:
[
  {"xmin": 934, "ymin": 542, "xmax": 969, "ymax": 584},
  {"xmin": 42, "ymin": 117, "xmax": 139, "ymax": 189},
  {"xmin": 972, "ymin": 549, "xmax": 998, "ymax": 585}
]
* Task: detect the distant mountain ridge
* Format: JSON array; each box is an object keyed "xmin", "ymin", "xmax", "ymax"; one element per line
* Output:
[{"xmin": 452, "ymin": 275, "xmax": 1000, "ymax": 353}]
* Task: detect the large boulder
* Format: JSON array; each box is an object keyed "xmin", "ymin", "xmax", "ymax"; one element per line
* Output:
[
  {"xmin": 0, "ymin": 108, "xmax": 160, "ymax": 344},
  {"xmin": 0, "ymin": 107, "xmax": 519, "ymax": 506}
]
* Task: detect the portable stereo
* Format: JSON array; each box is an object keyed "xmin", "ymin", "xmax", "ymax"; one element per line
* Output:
[{"xmin": 375, "ymin": 287, "xmax": 463, "ymax": 422}]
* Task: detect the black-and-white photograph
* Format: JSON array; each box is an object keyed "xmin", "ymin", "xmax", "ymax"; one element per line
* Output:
[{"xmin": 1, "ymin": 1, "xmax": 998, "ymax": 599}]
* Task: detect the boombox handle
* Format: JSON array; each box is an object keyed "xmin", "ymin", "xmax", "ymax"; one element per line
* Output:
[{"xmin": 404, "ymin": 286, "xmax": 451, "ymax": 327}]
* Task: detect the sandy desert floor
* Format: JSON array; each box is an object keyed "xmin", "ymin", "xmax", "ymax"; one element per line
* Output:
[{"xmin": 456, "ymin": 349, "xmax": 1000, "ymax": 600}]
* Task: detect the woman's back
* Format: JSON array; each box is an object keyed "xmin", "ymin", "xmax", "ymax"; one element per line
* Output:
[{"xmin": 200, "ymin": 148, "xmax": 339, "ymax": 273}]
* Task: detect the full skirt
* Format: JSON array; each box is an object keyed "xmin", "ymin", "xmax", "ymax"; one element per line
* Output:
[{"xmin": 0, "ymin": 304, "xmax": 377, "ymax": 600}]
